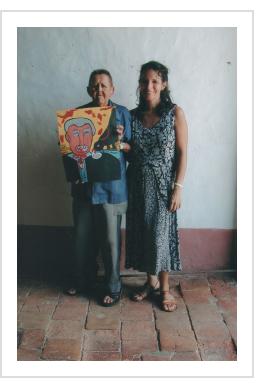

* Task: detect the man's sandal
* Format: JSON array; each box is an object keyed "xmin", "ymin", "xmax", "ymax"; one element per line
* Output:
[
  {"xmin": 64, "ymin": 284, "xmax": 96, "ymax": 297},
  {"xmin": 64, "ymin": 287, "xmax": 78, "ymax": 296},
  {"xmin": 102, "ymin": 288, "xmax": 122, "ymax": 307},
  {"xmin": 131, "ymin": 281, "xmax": 160, "ymax": 302},
  {"xmin": 160, "ymin": 290, "xmax": 177, "ymax": 312}
]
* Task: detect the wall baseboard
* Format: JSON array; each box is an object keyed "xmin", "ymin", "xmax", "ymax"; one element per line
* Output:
[{"xmin": 17, "ymin": 225, "xmax": 236, "ymax": 281}]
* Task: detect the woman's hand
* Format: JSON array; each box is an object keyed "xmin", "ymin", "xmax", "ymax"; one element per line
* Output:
[
  {"xmin": 169, "ymin": 187, "xmax": 182, "ymax": 212},
  {"xmin": 120, "ymin": 142, "xmax": 131, "ymax": 153}
]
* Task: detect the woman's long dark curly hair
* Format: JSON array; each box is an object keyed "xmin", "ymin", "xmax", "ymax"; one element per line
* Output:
[{"xmin": 134, "ymin": 61, "xmax": 174, "ymax": 119}]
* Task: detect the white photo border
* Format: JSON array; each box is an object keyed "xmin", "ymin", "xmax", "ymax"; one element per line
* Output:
[{"xmin": 1, "ymin": 10, "xmax": 252, "ymax": 378}]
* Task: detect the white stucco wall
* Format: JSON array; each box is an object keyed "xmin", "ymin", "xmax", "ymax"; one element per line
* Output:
[{"xmin": 17, "ymin": 27, "xmax": 236, "ymax": 228}]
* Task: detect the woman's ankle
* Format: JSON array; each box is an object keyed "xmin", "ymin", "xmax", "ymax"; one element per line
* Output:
[{"xmin": 147, "ymin": 274, "xmax": 159, "ymax": 288}]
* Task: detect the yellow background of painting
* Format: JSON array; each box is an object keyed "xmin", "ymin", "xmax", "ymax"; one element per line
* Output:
[{"xmin": 56, "ymin": 107, "xmax": 113, "ymax": 155}]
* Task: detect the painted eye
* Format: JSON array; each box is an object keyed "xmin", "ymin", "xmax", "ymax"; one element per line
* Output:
[{"xmin": 73, "ymin": 130, "xmax": 79, "ymax": 137}]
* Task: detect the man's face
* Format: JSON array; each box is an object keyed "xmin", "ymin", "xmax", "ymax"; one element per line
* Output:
[
  {"xmin": 66, "ymin": 123, "xmax": 94, "ymax": 158},
  {"xmin": 89, "ymin": 74, "xmax": 114, "ymax": 107}
]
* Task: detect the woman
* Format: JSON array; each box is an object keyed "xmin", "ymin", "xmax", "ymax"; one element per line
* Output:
[{"xmin": 126, "ymin": 61, "xmax": 188, "ymax": 312}]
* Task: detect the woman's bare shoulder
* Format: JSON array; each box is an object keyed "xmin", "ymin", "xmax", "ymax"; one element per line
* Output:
[{"xmin": 174, "ymin": 105, "xmax": 185, "ymax": 118}]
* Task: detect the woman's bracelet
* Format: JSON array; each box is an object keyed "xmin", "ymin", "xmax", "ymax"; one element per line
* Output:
[{"xmin": 174, "ymin": 182, "xmax": 184, "ymax": 189}]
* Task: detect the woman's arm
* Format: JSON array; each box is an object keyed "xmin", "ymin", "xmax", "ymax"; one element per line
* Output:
[{"xmin": 169, "ymin": 106, "xmax": 188, "ymax": 212}]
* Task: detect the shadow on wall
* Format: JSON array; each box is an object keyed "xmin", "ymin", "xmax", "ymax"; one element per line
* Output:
[
  {"xmin": 17, "ymin": 225, "xmax": 74, "ymax": 284},
  {"xmin": 18, "ymin": 130, "xmax": 73, "ymax": 227},
  {"xmin": 17, "ymin": 226, "xmax": 237, "ymax": 283}
]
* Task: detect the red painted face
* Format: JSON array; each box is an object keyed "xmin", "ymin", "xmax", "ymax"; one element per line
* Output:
[{"xmin": 66, "ymin": 123, "xmax": 94, "ymax": 158}]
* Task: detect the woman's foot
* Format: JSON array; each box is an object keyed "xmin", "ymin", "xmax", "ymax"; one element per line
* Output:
[
  {"xmin": 160, "ymin": 290, "xmax": 177, "ymax": 312},
  {"xmin": 131, "ymin": 281, "xmax": 160, "ymax": 302}
]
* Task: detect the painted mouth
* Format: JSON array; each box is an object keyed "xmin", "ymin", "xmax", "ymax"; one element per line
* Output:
[
  {"xmin": 76, "ymin": 145, "xmax": 88, "ymax": 152},
  {"xmin": 74, "ymin": 145, "xmax": 89, "ymax": 158}
]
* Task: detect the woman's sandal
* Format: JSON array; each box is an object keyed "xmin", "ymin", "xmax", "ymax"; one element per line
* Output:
[
  {"xmin": 131, "ymin": 281, "xmax": 160, "ymax": 302},
  {"xmin": 160, "ymin": 290, "xmax": 177, "ymax": 312}
]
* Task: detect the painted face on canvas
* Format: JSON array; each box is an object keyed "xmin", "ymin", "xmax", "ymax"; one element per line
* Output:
[
  {"xmin": 65, "ymin": 123, "xmax": 94, "ymax": 159},
  {"xmin": 89, "ymin": 74, "xmax": 114, "ymax": 107}
]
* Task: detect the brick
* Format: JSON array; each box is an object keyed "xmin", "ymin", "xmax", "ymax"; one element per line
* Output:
[
  {"xmin": 181, "ymin": 289, "xmax": 215, "ymax": 305},
  {"xmin": 121, "ymin": 302, "xmax": 154, "ymax": 321},
  {"xmin": 193, "ymin": 320, "xmax": 230, "ymax": 340},
  {"xmin": 198, "ymin": 336, "xmax": 235, "ymax": 353},
  {"xmin": 156, "ymin": 319, "xmax": 193, "ymax": 336},
  {"xmin": 142, "ymin": 351, "xmax": 173, "ymax": 361},
  {"xmin": 122, "ymin": 337, "xmax": 158, "ymax": 360},
  {"xmin": 121, "ymin": 320, "xmax": 156, "ymax": 339},
  {"xmin": 159, "ymin": 330, "xmax": 198, "ymax": 352},
  {"xmin": 180, "ymin": 278, "xmax": 209, "ymax": 291},
  {"xmin": 17, "ymin": 348, "xmax": 41, "ymax": 361},
  {"xmin": 41, "ymin": 338, "xmax": 82, "ymax": 360},
  {"xmin": 171, "ymin": 351, "xmax": 201, "ymax": 361},
  {"xmin": 209, "ymin": 278, "xmax": 237, "ymax": 299},
  {"xmin": 47, "ymin": 320, "xmax": 84, "ymax": 339},
  {"xmin": 22, "ymin": 292, "xmax": 58, "ymax": 303},
  {"xmin": 29, "ymin": 287, "xmax": 60, "ymax": 300},
  {"xmin": 120, "ymin": 296, "xmax": 152, "ymax": 309},
  {"xmin": 20, "ymin": 329, "xmax": 45, "ymax": 350},
  {"xmin": 82, "ymin": 351, "xmax": 121, "ymax": 361},
  {"xmin": 21, "ymin": 298, "xmax": 57, "ymax": 314},
  {"xmin": 83, "ymin": 330, "xmax": 120, "ymax": 352},
  {"xmin": 86, "ymin": 311, "xmax": 121, "ymax": 330},
  {"xmin": 89, "ymin": 302, "xmax": 121, "ymax": 313},
  {"xmin": 187, "ymin": 303, "xmax": 223, "ymax": 322},
  {"xmin": 200, "ymin": 347, "xmax": 237, "ymax": 361},
  {"xmin": 18, "ymin": 312, "xmax": 51, "ymax": 330},
  {"xmin": 154, "ymin": 300, "xmax": 192, "ymax": 334},
  {"xmin": 217, "ymin": 298, "xmax": 237, "ymax": 317},
  {"xmin": 52, "ymin": 303, "xmax": 87, "ymax": 321},
  {"xmin": 58, "ymin": 293, "xmax": 88, "ymax": 305},
  {"xmin": 224, "ymin": 315, "xmax": 237, "ymax": 346}
]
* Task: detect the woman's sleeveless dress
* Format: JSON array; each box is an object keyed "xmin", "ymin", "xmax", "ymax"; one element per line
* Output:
[{"xmin": 125, "ymin": 107, "xmax": 182, "ymax": 275}]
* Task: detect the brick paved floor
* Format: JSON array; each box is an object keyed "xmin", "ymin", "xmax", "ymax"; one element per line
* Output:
[{"xmin": 17, "ymin": 274, "xmax": 237, "ymax": 361}]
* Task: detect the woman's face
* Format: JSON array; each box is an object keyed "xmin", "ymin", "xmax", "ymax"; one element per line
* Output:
[{"xmin": 139, "ymin": 69, "xmax": 166, "ymax": 105}]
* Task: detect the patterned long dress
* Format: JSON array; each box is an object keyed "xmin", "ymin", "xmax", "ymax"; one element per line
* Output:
[{"xmin": 125, "ymin": 106, "xmax": 182, "ymax": 275}]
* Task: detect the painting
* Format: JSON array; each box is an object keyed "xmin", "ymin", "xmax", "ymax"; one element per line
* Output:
[{"xmin": 56, "ymin": 106, "xmax": 121, "ymax": 183}]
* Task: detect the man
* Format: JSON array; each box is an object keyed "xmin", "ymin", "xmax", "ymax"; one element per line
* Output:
[{"xmin": 66, "ymin": 69, "xmax": 131, "ymax": 307}]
